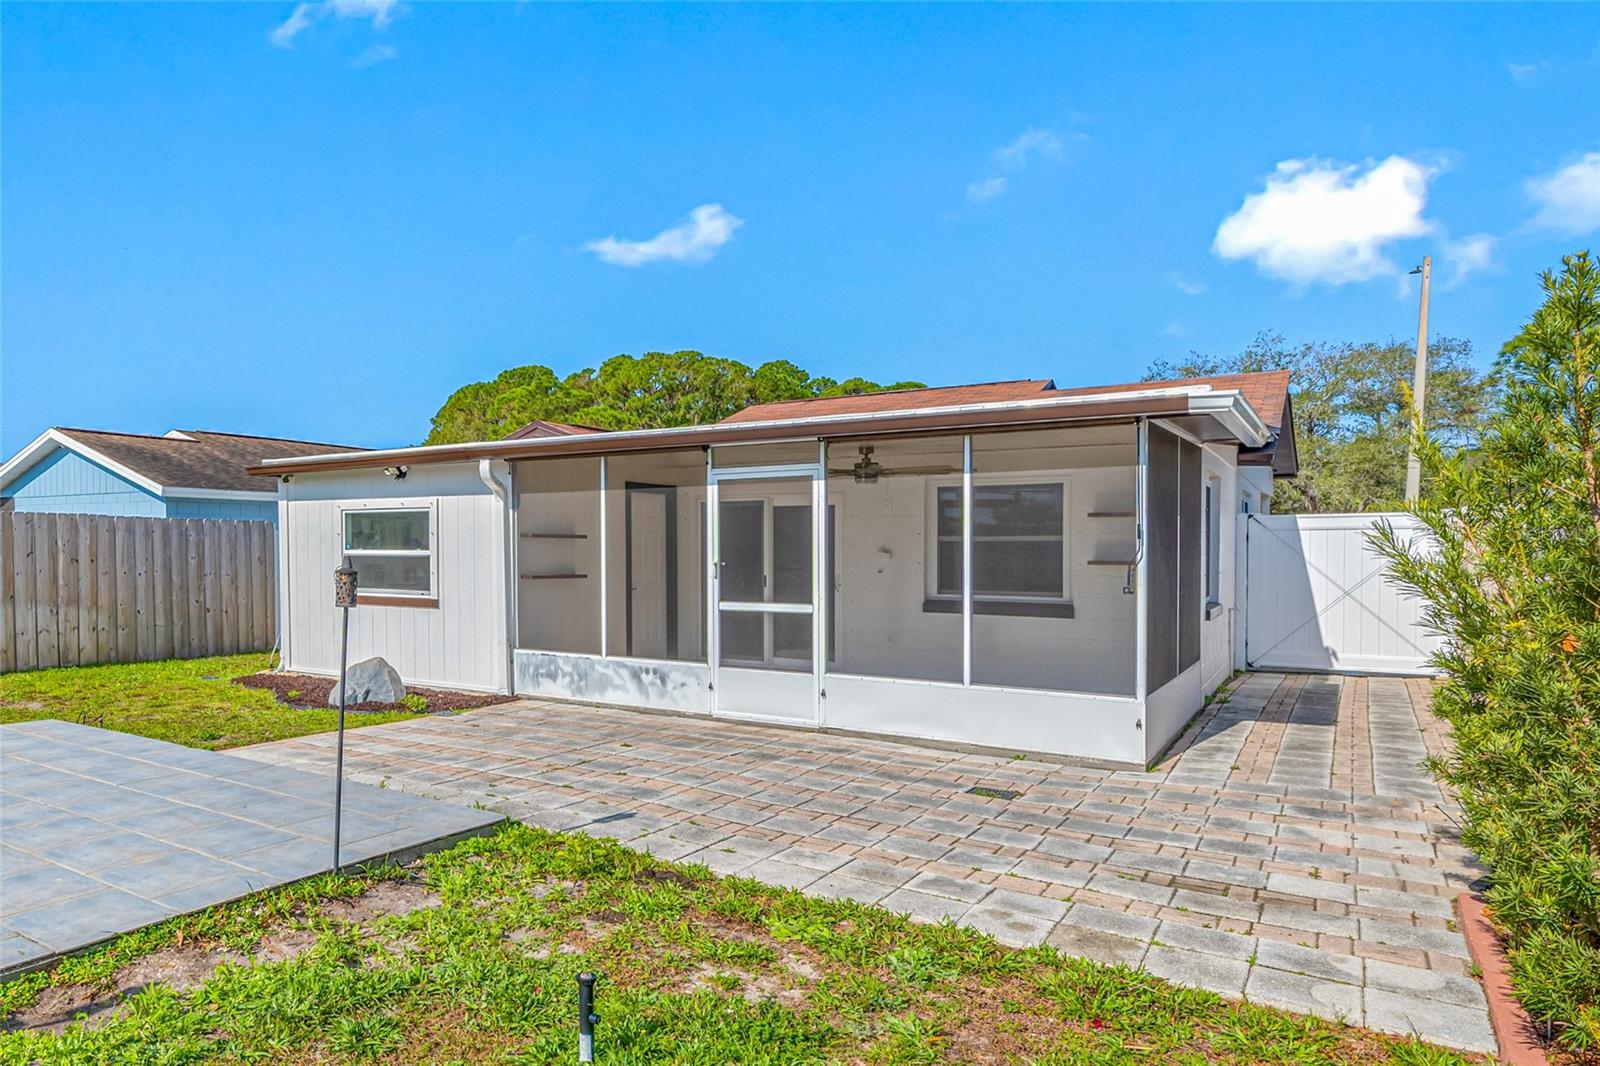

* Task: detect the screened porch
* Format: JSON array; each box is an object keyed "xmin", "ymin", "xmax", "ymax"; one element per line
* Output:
[{"xmin": 508, "ymin": 420, "xmax": 1212, "ymax": 765}]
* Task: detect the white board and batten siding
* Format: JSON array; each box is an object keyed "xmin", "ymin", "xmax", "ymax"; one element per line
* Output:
[
  {"xmin": 280, "ymin": 462, "xmax": 509, "ymax": 692},
  {"xmin": 1240, "ymin": 513, "xmax": 1443, "ymax": 676}
]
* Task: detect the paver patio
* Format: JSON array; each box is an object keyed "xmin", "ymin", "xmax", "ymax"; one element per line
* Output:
[
  {"xmin": 0, "ymin": 719, "xmax": 500, "ymax": 979},
  {"xmin": 238, "ymin": 672, "xmax": 1495, "ymax": 1054}
]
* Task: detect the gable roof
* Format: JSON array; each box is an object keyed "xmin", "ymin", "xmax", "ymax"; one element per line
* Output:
[
  {"xmin": 503, "ymin": 419, "xmax": 605, "ymax": 440},
  {"xmin": 0, "ymin": 428, "xmax": 365, "ymax": 499},
  {"xmin": 1044, "ymin": 370, "xmax": 1291, "ymax": 431},
  {"xmin": 718, "ymin": 380, "xmax": 1058, "ymax": 424},
  {"xmin": 720, "ymin": 371, "xmax": 1293, "ymax": 433}
]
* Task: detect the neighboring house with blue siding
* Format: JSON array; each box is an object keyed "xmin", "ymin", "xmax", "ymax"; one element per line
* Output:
[{"xmin": 0, "ymin": 428, "xmax": 364, "ymax": 522}]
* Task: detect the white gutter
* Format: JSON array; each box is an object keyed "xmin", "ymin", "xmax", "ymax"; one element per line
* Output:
[
  {"xmin": 1185, "ymin": 390, "xmax": 1270, "ymax": 448},
  {"xmin": 256, "ymin": 383, "xmax": 1264, "ymax": 472},
  {"xmin": 161, "ymin": 486, "xmax": 278, "ymax": 502}
]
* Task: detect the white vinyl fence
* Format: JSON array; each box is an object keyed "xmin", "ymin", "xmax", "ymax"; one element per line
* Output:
[{"xmin": 1239, "ymin": 513, "xmax": 1443, "ymax": 675}]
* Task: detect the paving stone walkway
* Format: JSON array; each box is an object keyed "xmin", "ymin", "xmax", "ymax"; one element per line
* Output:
[
  {"xmin": 0, "ymin": 720, "xmax": 500, "ymax": 978},
  {"xmin": 239, "ymin": 673, "xmax": 1494, "ymax": 1053}
]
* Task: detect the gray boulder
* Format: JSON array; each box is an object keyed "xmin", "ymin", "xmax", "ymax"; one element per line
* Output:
[{"xmin": 328, "ymin": 657, "xmax": 406, "ymax": 706}]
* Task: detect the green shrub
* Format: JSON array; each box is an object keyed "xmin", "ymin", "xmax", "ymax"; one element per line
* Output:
[{"xmin": 1375, "ymin": 251, "xmax": 1600, "ymax": 1051}]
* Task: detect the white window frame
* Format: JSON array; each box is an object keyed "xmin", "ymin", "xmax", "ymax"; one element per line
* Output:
[
  {"xmin": 339, "ymin": 500, "xmax": 439, "ymax": 599},
  {"xmin": 924, "ymin": 472, "xmax": 1071, "ymax": 604}
]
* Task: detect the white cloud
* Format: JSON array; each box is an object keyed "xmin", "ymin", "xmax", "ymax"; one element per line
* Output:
[
  {"xmin": 1169, "ymin": 272, "xmax": 1205, "ymax": 296},
  {"xmin": 584, "ymin": 204, "xmax": 743, "ymax": 267},
  {"xmin": 1160, "ymin": 322, "xmax": 1188, "ymax": 338},
  {"xmin": 965, "ymin": 126, "xmax": 1071, "ymax": 205},
  {"xmin": 352, "ymin": 43, "xmax": 397, "ymax": 67},
  {"xmin": 1213, "ymin": 155, "xmax": 1436, "ymax": 285},
  {"xmin": 1507, "ymin": 61, "xmax": 1546, "ymax": 82},
  {"xmin": 271, "ymin": 0, "xmax": 396, "ymax": 48},
  {"xmin": 1441, "ymin": 233, "xmax": 1497, "ymax": 289},
  {"xmin": 965, "ymin": 176, "xmax": 1008, "ymax": 203},
  {"xmin": 992, "ymin": 128, "xmax": 1064, "ymax": 169},
  {"xmin": 1525, "ymin": 152, "xmax": 1600, "ymax": 236}
]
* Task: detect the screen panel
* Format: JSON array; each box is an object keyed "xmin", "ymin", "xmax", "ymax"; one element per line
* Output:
[
  {"xmin": 824, "ymin": 435, "xmax": 965, "ymax": 684},
  {"xmin": 604, "ymin": 448, "xmax": 706, "ymax": 662},
  {"xmin": 515, "ymin": 457, "xmax": 602, "ymax": 655},
  {"xmin": 1178, "ymin": 439, "xmax": 1203, "ymax": 672},
  {"xmin": 1144, "ymin": 425, "xmax": 1179, "ymax": 693}
]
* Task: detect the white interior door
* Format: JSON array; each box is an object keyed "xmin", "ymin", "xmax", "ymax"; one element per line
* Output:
[
  {"xmin": 711, "ymin": 467, "xmax": 820, "ymax": 723},
  {"xmin": 628, "ymin": 491, "xmax": 669, "ymax": 659}
]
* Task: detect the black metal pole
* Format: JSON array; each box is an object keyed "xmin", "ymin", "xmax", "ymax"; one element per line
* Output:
[
  {"xmin": 577, "ymin": 971, "xmax": 597, "ymax": 1063},
  {"xmin": 333, "ymin": 602, "xmax": 349, "ymax": 872}
]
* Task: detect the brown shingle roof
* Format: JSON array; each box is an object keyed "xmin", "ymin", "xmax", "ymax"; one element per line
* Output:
[
  {"xmin": 56, "ymin": 428, "xmax": 365, "ymax": 493},
  {"xmin": 1044, "ymin": 370, "xmax": 1292, "ymax": 429},
  {"xmin": 718, "ymin": 380, "xmax": 1057, "ymax": 425},
  {"xmin": 503, "ymin": 419, "xmax": 605, "ymax": 440},
  {"xmin": 720, "ymin": 370, "xmax": 1293, "ymax": 431}
]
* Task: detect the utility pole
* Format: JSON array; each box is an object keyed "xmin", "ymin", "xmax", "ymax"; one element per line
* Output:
[{"xmin": 1404, "ymin": 255, "xmax": 1432, "ymax": 503}]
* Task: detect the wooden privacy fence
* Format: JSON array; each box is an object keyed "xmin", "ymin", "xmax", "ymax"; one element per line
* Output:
[{"xmin": 1, "ymin": 513, "xmax": 276, "ymax": 673}]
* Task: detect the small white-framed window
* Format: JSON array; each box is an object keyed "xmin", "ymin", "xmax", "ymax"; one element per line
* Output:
[
  {"xmin": 1204, "ymin": 476, "xmax": 1222, "ymax": 608},
  {"xmin": 927, "ymin": 475, "xmax": 1069, "ymax": 603},
  {"xmin": 341, "ymin": 504, "xmax": 437, "ymax": 598}
]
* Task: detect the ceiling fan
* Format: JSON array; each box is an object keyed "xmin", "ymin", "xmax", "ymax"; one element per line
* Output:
[{"xmin": 827, "ymin": 446, "xmax": 958, "ymax": 484}]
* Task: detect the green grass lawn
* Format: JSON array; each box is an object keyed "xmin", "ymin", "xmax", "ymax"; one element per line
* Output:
[
  {"xmin": 0, "ymin": 824, "xmax": 1484, "ymax": 1065},
  {"xmin": 0, "ymin": 654, "xmax": 421, "ymax": 750}
]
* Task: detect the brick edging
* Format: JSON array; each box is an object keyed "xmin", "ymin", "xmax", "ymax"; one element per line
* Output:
[{"xmin": 1456, "ymin": 892, "xmax": 1548, "ymax": 1065}]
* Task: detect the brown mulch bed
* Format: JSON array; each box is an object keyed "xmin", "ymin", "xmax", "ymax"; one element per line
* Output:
[{"xmin": 235, "ymin": 671, "xmax": 514, "ymax": 715}]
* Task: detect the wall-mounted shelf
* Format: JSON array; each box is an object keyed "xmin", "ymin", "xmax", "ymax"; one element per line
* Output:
[
  {"xmin": 1087, "ymin": 558, "xmax": 1136, "ymax": 566},
  {"xmin": 1086, "ymin": 511, "xmax": 1135, "ymax": 518},
  {"xmin": 521, "ymin": 532, "xmax": 588, "ymax": 540},
  {"xmin": 520, "ymin": 573, "xmax": 590, "ymax": 580}
]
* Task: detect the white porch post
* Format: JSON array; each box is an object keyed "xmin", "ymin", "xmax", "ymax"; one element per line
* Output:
[
  {"xmin": 814, "ymin": 440, "xmax": 828, "ymax": 724},
  {"xmin": 1134, "ymin": 419, "xmax": 1149, "ymax": 704},
  {"xmin": 705, "ymin": 449, "xmax": 719, "ymax": 710},
  {"xmin": 598, "ymin": 455, "xmax": 608, "ymax": 658},
  {"xmin": 961, "ymin": 433, "xmax": 973, "ymax": 687}
]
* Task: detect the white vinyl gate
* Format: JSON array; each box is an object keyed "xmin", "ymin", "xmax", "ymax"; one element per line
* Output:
[{"xmin": 1239, "ymin": 513, "xmax": 1443, "ymax": 675}]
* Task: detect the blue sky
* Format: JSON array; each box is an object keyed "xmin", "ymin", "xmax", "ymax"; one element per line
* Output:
[{"xmin": 3, "ymin": 3, "xmax": 1597, "ymax": 455}]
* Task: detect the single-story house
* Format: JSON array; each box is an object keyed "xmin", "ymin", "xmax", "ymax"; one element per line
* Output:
[
  {"xmin": 0, "ymin": 428, "xmax": 363, "ymax": 522},
  {"xmin": 250, "ymin": 370, "xmax": 1296, "ymax": 767}
]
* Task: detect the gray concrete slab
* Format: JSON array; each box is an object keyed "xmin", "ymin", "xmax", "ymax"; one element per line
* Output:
[{"xmin": 0, "ymin": 719, "xmax": 501, "ymax": 980}]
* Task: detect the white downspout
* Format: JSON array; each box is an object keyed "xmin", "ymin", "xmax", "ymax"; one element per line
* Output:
[
  {"xmin": 479, "ymin": 458, "xmax": 516, "ymax": 695},
  {"xmin": 275, "ymin": 479, "xmax": 290, "ymax": 672}
]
